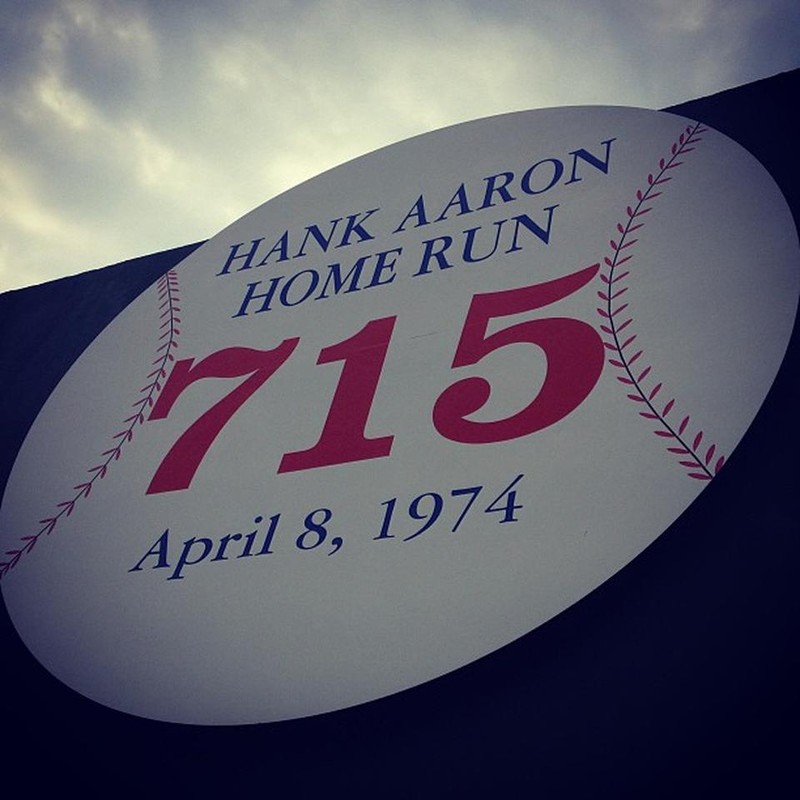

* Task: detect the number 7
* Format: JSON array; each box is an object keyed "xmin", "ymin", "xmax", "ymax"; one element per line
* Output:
[
  {"xmin": 450, "ymin": 485, "xmax": 482, "ymax": 531},
  {"xmin": 146, "ymin": 339, "xmax": 299, "ymax": 494}
]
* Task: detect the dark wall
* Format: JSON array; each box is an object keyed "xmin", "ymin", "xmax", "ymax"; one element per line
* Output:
[{"xmin": 1, "ymin": 70, "xmax": 797, "ymax": 797}]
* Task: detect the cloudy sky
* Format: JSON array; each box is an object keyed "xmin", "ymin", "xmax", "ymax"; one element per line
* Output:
[{"xmin": 1, "ymin": 0, "xmax": 798, "ymax": 293}]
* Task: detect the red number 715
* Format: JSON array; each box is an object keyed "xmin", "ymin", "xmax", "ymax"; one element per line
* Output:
[{"xmin": 146, "ymin": 264, "xmax": 602, "ymax": 494}]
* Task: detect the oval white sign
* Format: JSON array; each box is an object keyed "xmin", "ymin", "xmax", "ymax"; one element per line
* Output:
[{"xmin": 1, "ymin": 106, "xmax": 797, "ymax": 724}]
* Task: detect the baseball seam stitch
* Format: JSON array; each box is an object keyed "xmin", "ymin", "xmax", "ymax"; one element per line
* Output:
[
  {"xmin": 597, "ymin": 121, "xmax": 726, "ymax": 481},
  {"xmin": 0, "ymin": 269, "xmax": 181, "ymax": 579}
]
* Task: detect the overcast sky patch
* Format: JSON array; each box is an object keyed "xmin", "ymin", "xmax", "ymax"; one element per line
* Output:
[{"xmin": 1, "ymin": 0, "xmax": 798, "ymax": 291}]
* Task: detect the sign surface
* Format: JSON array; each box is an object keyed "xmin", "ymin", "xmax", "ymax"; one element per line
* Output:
[{"xmin": 1, "ymin": 106, "xmax": 797, "ymax": 724}]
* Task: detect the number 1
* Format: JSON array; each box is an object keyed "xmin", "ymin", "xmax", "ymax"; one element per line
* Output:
[{"xmin": 278, "ymin": 316, "xmax": 396, "ymax": 473}]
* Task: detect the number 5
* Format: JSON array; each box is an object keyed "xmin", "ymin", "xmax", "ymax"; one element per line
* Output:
[{"xmin": 432, "ymin": 264, "xmax": 603, "ymax": 444}]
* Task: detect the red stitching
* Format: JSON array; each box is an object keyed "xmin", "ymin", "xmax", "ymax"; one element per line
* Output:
[
  {"xmin": 0, "ymin": 270, "xmax": 181, "ymax": 579},
  {"xmin": 598, "ymin": 122, "xmax": 726, "ymax": 481}
]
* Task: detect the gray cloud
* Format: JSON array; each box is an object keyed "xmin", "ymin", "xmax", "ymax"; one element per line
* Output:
[{"xmin": 1, "ymin": 0, "xmax": 798, "ymax": 291}]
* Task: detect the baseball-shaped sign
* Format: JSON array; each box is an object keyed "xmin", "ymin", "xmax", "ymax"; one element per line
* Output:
[{"xmin": 1, "ymin": 106, "xmax": 797, "ymax": 724}]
